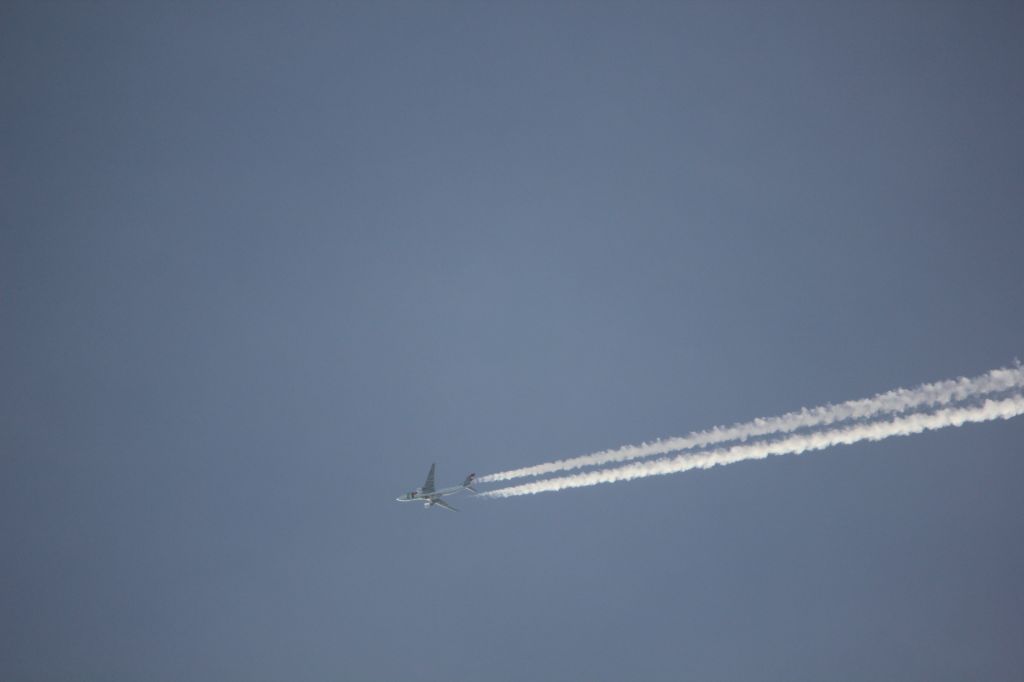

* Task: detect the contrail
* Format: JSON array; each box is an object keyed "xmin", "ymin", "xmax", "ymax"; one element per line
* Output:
[
  {"xmin": 480, "ymin": 395, "xmax": 1024, "ymax": 498},
  {"xmin": 479, "ymin": 365, "xmax": 1024, "ymax": 483}
]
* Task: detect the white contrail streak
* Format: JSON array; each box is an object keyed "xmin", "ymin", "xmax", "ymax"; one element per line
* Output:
[
  {"xmin": 478, "ymin": 365, "xmax": 1024, "ymax": 483},
  {"xmin": 480, "ymin": 395, "xmax": 1024, "ymax": 498}
]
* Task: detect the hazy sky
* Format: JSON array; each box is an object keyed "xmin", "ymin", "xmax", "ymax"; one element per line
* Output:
[{"xmin": 3, "ymin": 2, "xmax": 1024, "ymax": 680}]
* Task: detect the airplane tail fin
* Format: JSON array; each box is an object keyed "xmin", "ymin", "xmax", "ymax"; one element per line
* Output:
[{"xmin": 462, "ymin": 473, "xmax": 477, "ymax": 494}]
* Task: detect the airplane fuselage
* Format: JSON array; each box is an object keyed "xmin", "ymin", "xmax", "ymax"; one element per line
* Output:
[
  {"xmin": 397, "ymin": 465, "xmax": 477, "ymax": 511},
  {"xmin": 395, "ymin": 484, "xmax": 465, "ymax": 502}
]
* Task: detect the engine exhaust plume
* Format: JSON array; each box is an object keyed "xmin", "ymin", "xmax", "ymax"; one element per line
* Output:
[
  {"xmin": 480, "ymin": 395, "xmax": 1024, "ymax": 498},
  {"xmin": 479, "ymin": 365, "xmax": 1024, "ymax": 483}
]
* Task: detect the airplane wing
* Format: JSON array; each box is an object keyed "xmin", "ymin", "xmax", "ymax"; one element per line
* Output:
[
  {"xmin": 422, "ymin": 463, "xmax": 436, "ymax": 494},
  {"xmin": 431, "ymin": 497, "xmax": 458, "ymax": 512}
]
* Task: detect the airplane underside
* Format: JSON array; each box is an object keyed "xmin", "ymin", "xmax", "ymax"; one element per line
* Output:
[{"xmin": 397, "ymin": 464, "xmax": 474, "ymax": 513}]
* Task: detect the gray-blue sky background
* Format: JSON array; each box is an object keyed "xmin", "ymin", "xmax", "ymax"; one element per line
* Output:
[{"xmin": 3, "ymin": 2, "xmax": 1023, "ymax": 680}]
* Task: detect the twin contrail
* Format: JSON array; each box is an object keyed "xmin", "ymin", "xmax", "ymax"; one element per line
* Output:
[
  {"xmin": 478, "ymin": 365, "xmax": 1024, "ymax": 499},
  {"xmin": 478, "ymin": 366, "xmax": 1024, "ymax": 483}
]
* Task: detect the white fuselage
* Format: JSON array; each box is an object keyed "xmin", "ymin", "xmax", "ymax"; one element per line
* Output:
[{"xmin": 395, "ymin": 484, "xmax": 465, "ymax": 503}]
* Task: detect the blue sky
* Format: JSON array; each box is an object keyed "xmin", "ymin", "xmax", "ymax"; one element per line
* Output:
[{"xmin": 3, "ymin": 2, "xmax": 1024, "ymax": 680}]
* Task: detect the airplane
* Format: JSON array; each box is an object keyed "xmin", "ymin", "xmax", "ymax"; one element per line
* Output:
[{"xmin": 396, "ymin": 463, "xmax": 477, "ymax": 512}]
